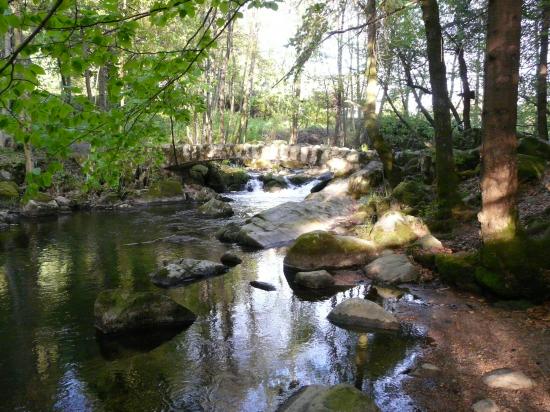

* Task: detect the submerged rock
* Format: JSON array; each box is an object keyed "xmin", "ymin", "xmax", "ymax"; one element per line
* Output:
[
  {"xmin": 327, "ymin": 298, "xmax": 399, "ymax": 331},
  {"xmin": 295, "ymin": 270, "xmax": 335, "ymax": 289},
  {"xmin": 482, "ymin": 368, "xmax": 535, "ymax": 390},
  {"xmin": 364, "ymin": 253, "xmax": 419, "ymax": 285},
  {"xmin": 250, "ymin": 280, "xmax": 277, "ymax": 291},
  {"xmin": 216, "ymin": 222, "xmax": 242, "ymax": 243},
  {"xmin": 151, "ymin": 258, "xmax": 229, "ymax": 287},
  {"xmin": 197, "ymin": 198, "xmax": 234, "ymax": 218},
  {"xmin": 94, "ymin": 289, "xmax": 196, "ymax": 334},
  {"xmin": 220, "ymin": 252, "xmax": 242, "ymax": 267},
  {"xmin": 278, "ymin": 384, "xmax": 379, "ymax": 412},
  {"xmin": 284, "ymin": 231, "xmax": 377, "ymax": 271}
]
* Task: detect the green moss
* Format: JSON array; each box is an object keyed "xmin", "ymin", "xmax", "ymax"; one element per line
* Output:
[
  {"xmin": 435, "ymin": 252, "xmax": 481, "ymax": 293},
  {"xmin": 0, "ymin": 181, "xmax": 18, "ymax": 199},
  {"xmin": 517, "ymin": 154, "xmax": 546, "ymax": 181},
  {"xmin": 474, "ymin": 267, "xmax": 514, "ymax": 298},
  {"xmin": 289, "ymin": 231, "xmax": 371, "ymax": 256},
  {"xmin": 518, "ymin": 137, "xmax": 550, "ymax": 160},
  {"xmin": 322, "ymin": 385, "xmax": 378, "ymax": 411},
  {"xmin": 392, "ymin": 179, "xmax": 431, "ymax": 207},
  {"xmin": 454, "ymin": 148, "xmax": 480, "ymax": 172},
  {"xmin": 370, "ymin": 221, "xmax": 416, "ymax": 249},
  {"xmin": 147, "ymin": 178, "xmax": 183, "ymax": 198},
  {"xmin": 32, "ymin": 192, "xmax": 53, "ymax": 202}
]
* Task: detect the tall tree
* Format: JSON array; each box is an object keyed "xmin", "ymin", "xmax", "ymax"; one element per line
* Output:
[
  {"xmin": 478, "ymin": 0, "xmax": 522, "ymax": 243},
  {"xmin": 537, "ymin": 0, "xmax": 550, "ymax": 140},
  {"xmin": 420, "ymin": 0, "xmax": 460, "ymax": 216},
  {"xmin": 362, "ymin": 0, "xmax": 400, "ymax": 185}
]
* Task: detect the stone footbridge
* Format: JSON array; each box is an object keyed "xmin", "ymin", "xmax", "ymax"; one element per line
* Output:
[{"xmin": 164, "ymin": 142, "xmax": 375, "ymax": 173}]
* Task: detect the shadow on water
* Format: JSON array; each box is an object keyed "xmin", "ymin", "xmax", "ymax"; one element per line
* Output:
[{"xmin": 0, "ymin": 182, "xmax": 426, "ymax": 412}]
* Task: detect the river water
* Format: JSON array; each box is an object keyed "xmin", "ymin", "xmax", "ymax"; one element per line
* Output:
[{"xmin": 0, "ymin": 179, "xmax": 422, "ymax": 411}]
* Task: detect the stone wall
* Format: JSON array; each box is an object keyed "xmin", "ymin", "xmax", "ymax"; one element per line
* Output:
[{"xmin": 165, "ymin": 142, "xmax": 376, "ymax": 174}]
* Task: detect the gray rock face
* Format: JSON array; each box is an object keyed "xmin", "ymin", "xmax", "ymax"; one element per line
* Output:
[
  {"xmin": 151, "ymin": 259, "xmax": 229, "ymax": 287},
  {"xmin": 327, "ymin": 298, "xmax": 399, "ymax": 331},
  {"xmin": 364, "ymin": 253, "xmax": 419, "ymax": 285},
  {"xmin": 482, "ymin": 368, "xmax": 535, "ymax": 390},
  {"xmin": 295, "ymin": 270, "xmax": 335, "ymax": 289},
  {"xmin": 220, "ymin": 252, "xmax": 242, "ymax": 267},
  {"xmin": 21, "ymin": 200, "xmax": 59, "ymax": 217},
  {"xmin": 472, "ymin": 399, "xmax": 499, "ymax": 412},
  {"xmin": 197, "ymin": 198, "xmax": 234, "ymax": 218},
  {"xmin": 278, "ymin": 384, "xmax": 379, "ymax": 412},
  {"xmin": 94, "ymin": 289, "xmax": 196, "ymax": 334},
  {"xmin": 284, "ymin": 231, "xmax": 378, "ymax": 271},
  {"xmin": 235, "ymin": 196, "xmax": 354, "ymax": 249}
]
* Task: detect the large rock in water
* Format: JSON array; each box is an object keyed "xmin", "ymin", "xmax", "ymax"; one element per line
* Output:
[
  {"xmin": 21, "ymin": 199, "xmax": 59, "ymax": 217},
  {"xmin": 150, "ymin": 258, "xmax": 228, "ymax": 287},
  {"xmin": 234, "ymin": 193, "xmax": 354, "ymax": 249},
  {"xmin": 197, "ymin": 198, "xmax": 234, "ymax": 218},
  {"xmin": 94, "ymin": 289, "xmax": 196, "ymax": 334},
  {"xmin": 368, "ymin": 211, "xmax": 430, "ymax": 249},
  {"xmin": 327, "ymin": 298, "xmax": 399, "ymax": 331},
  {"xmin": 364, "ymin": 253, "xmax": 419, "ymax": 285},
  {"xmin": 278, "ymin": 384, "xmax": 379, "ymax": 412},
  {"xmin": 284, "ymin": 231, "xmax": 378, "ymax": 271}
]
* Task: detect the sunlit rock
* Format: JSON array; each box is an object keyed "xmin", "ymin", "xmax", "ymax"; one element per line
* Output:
[
  {"xmin": 327, "ymin": 298, "xmax": 399, "ymax": 332},
  {"xmin": 284, "ymin": 231, "xmax": 378, "ymax": 271},
  {"xmin": 364, "ymin": 253, "xmax": 419, "ymax": 285},
  {"xmin": 347, "ymin": 161, "xmax": 384, "ymax": 198},
  {"xmin": 368, "ymin": 211, "xmax": 430, "ymax": 249}
]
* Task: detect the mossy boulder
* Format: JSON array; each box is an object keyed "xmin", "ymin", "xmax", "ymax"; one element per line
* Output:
[
  {"xmin": 392, "ymin": 179, "xmax": 432, "ymax": 209},
  {"xmin": 435, "ymin": 252, "xmax": 480, "ymax": 293},
  {"xmin": 148, "ymin": 178, "xmax": 184, "ymax": 198},
  {"xmin": 205, "ymin": 164, "xmax": 250, "ymax": 192},
  {"xmin": 368, "ymin": 211, "xmax": 430, "ymax": 249},
  {"xmin": 94, "ymin": 289, "xmax": 196, "ymax": 334},
  {"xmin": 517, "ymin": 154, "xmax": 546, "ymax": 181},
  {"xmin": 454, "ymin": 148, "xmax": 480, "ymax": 172},
  {"xmin": 261, "ymin": 173, "xmax": 288, "ymax": 192},
  {"xmin": 197, "ymin": 198, "xmax": 234, "ymax": 218},
  {"xmin": 284, "ymin": 230, "xmax": 378, "ymax": 271},
  {"xmin": 347, "ymin": 161, "xmax": 384, "ymax": 198},
  {"xmin": 279, "ymin": 384, "xmax": 379, "ymax": 412},
  {"xmin": 518, "ymin": 137, "xmax": 550, "ymax": 160},
  {"xmin": 189, "ymin": 164, "xmax": 209, "ymax": 184},
  {"xmin": 0, "ymin": 181, "xmax": 18, "ymax": 200}
]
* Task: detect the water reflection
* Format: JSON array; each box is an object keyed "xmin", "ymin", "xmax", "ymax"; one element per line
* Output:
[{"xmin": 0, "ymin": 185, "xmax": 422, "ymax": 411}]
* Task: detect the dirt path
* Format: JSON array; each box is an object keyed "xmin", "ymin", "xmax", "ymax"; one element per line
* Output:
[{"xmin": 395, "ymin": 283, "xmax": 550, "ymax": 411}]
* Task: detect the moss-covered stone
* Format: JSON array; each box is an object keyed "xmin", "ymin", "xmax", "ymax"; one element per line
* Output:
[
  {"xmin": 435, "ymin": 252, "xmax": 481, "ymax": 293},
  {"xmin": 517, "ymin": 154, "xmax": 546, "ymax": 181},
  {"xmin": 368, "ymin": 211, "xmax": 429, "ymax": 249},
  {"xmin": 32, "ymin": 192, "xmax": 53, "ymax": 202},
  {"xmin": 284, "ymin": 230, "xmax": 378, "ymax": 271},
  {"xmin": 454, "ymin": 148, "xmax": 480, "ymax": 172},
  {"xmin": 197, "ymin": 198, "xmax": 234, "ymax": 218},
  {"xmin": 205, "ymin": 164, "xmax": 250, "ymax": 192},
  {"xmin": 518, "ymin": 137, "xmax": 550, "ymax": 160},
  {"xmin": 147, "ymin": 178, "xmax": 183, "ymax": 198},
  {"xmin": 392, "ymin": 179, "xmax": 432, "ymax": 208},
  {"xmin": 474, "ymin": 267, "xmax": 514, "ymax": 298},
  {"xmin": 94, "ymin": 289, "xmax": 196, "ymax": 334},
  {"xmin": 0, "ymin": 181, "xmax": 18, "ymax": 200}
]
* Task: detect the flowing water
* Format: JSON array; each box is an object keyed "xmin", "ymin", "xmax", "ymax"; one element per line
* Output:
[{"xmin": 0, "ymin": 180, "xmax": 423, "ymax": 412}]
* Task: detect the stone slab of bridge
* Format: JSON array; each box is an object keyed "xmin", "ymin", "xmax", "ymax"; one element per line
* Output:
[{"xmin": 164, "ymin": 142, "xmax": 376, "ymax": 174}]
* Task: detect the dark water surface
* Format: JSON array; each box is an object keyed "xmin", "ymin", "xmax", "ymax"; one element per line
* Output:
[{"xmin": 0, "ymin": 183, "xmax": 422, "ymax": 411}]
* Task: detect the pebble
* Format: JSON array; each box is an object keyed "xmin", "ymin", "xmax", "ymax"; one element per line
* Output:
[
  {"xmin": 472, "ymin": 398, "xmax": 499, "ymax": 412},
  {"xmin": 482, "ymin": 368, "xmax": 535, "ymax": 390}
]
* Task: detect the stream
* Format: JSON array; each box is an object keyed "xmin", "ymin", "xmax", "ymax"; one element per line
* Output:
[{"xmin": 0, "ymin": 177, "xmax": 423, "ymax": 411}]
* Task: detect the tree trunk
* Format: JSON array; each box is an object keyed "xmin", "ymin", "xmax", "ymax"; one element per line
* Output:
[
  {"xmin": 420, "ymin": 0, "xmax": 460, "ymax": 216},
  {"xmin": 362, "ymin": 0, "xmax": 399, "ymax": 185},
  {"xmin": 218, "ymin": 20, "xmax": 233, "ymax": 143},
  {"xmin": 334, "ymin": 1, "xmax": 346, "ymax": 147},
  {"xmin": 290, "ymin": 71, "xmax": 301, "ymax": 144},
  {"xmin": 537, "ymin": 0, "xmax": 550, "ymax": 140},
  {"xmin": 399, "ymin": 52, "xmax": 435, "ymax": 127},
  {"xmin": 479, "ymin": 0, "xmax": 522, "ymax": 242},
  {"xmin": 238, "ymin": 29, "xmax": 257, "ymax": 143},
  {"xmin": 97, "ymin": 65, "xmax": 109, "ymax": 111},
  {"xmin": 457, "ymin": 44, "xmax": 472, "ymax": 131}
]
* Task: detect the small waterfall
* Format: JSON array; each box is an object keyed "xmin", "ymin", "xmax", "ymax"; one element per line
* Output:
[{"xmin": 245, "ymin": 175, "xmax": 263, "ymax": 192}]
